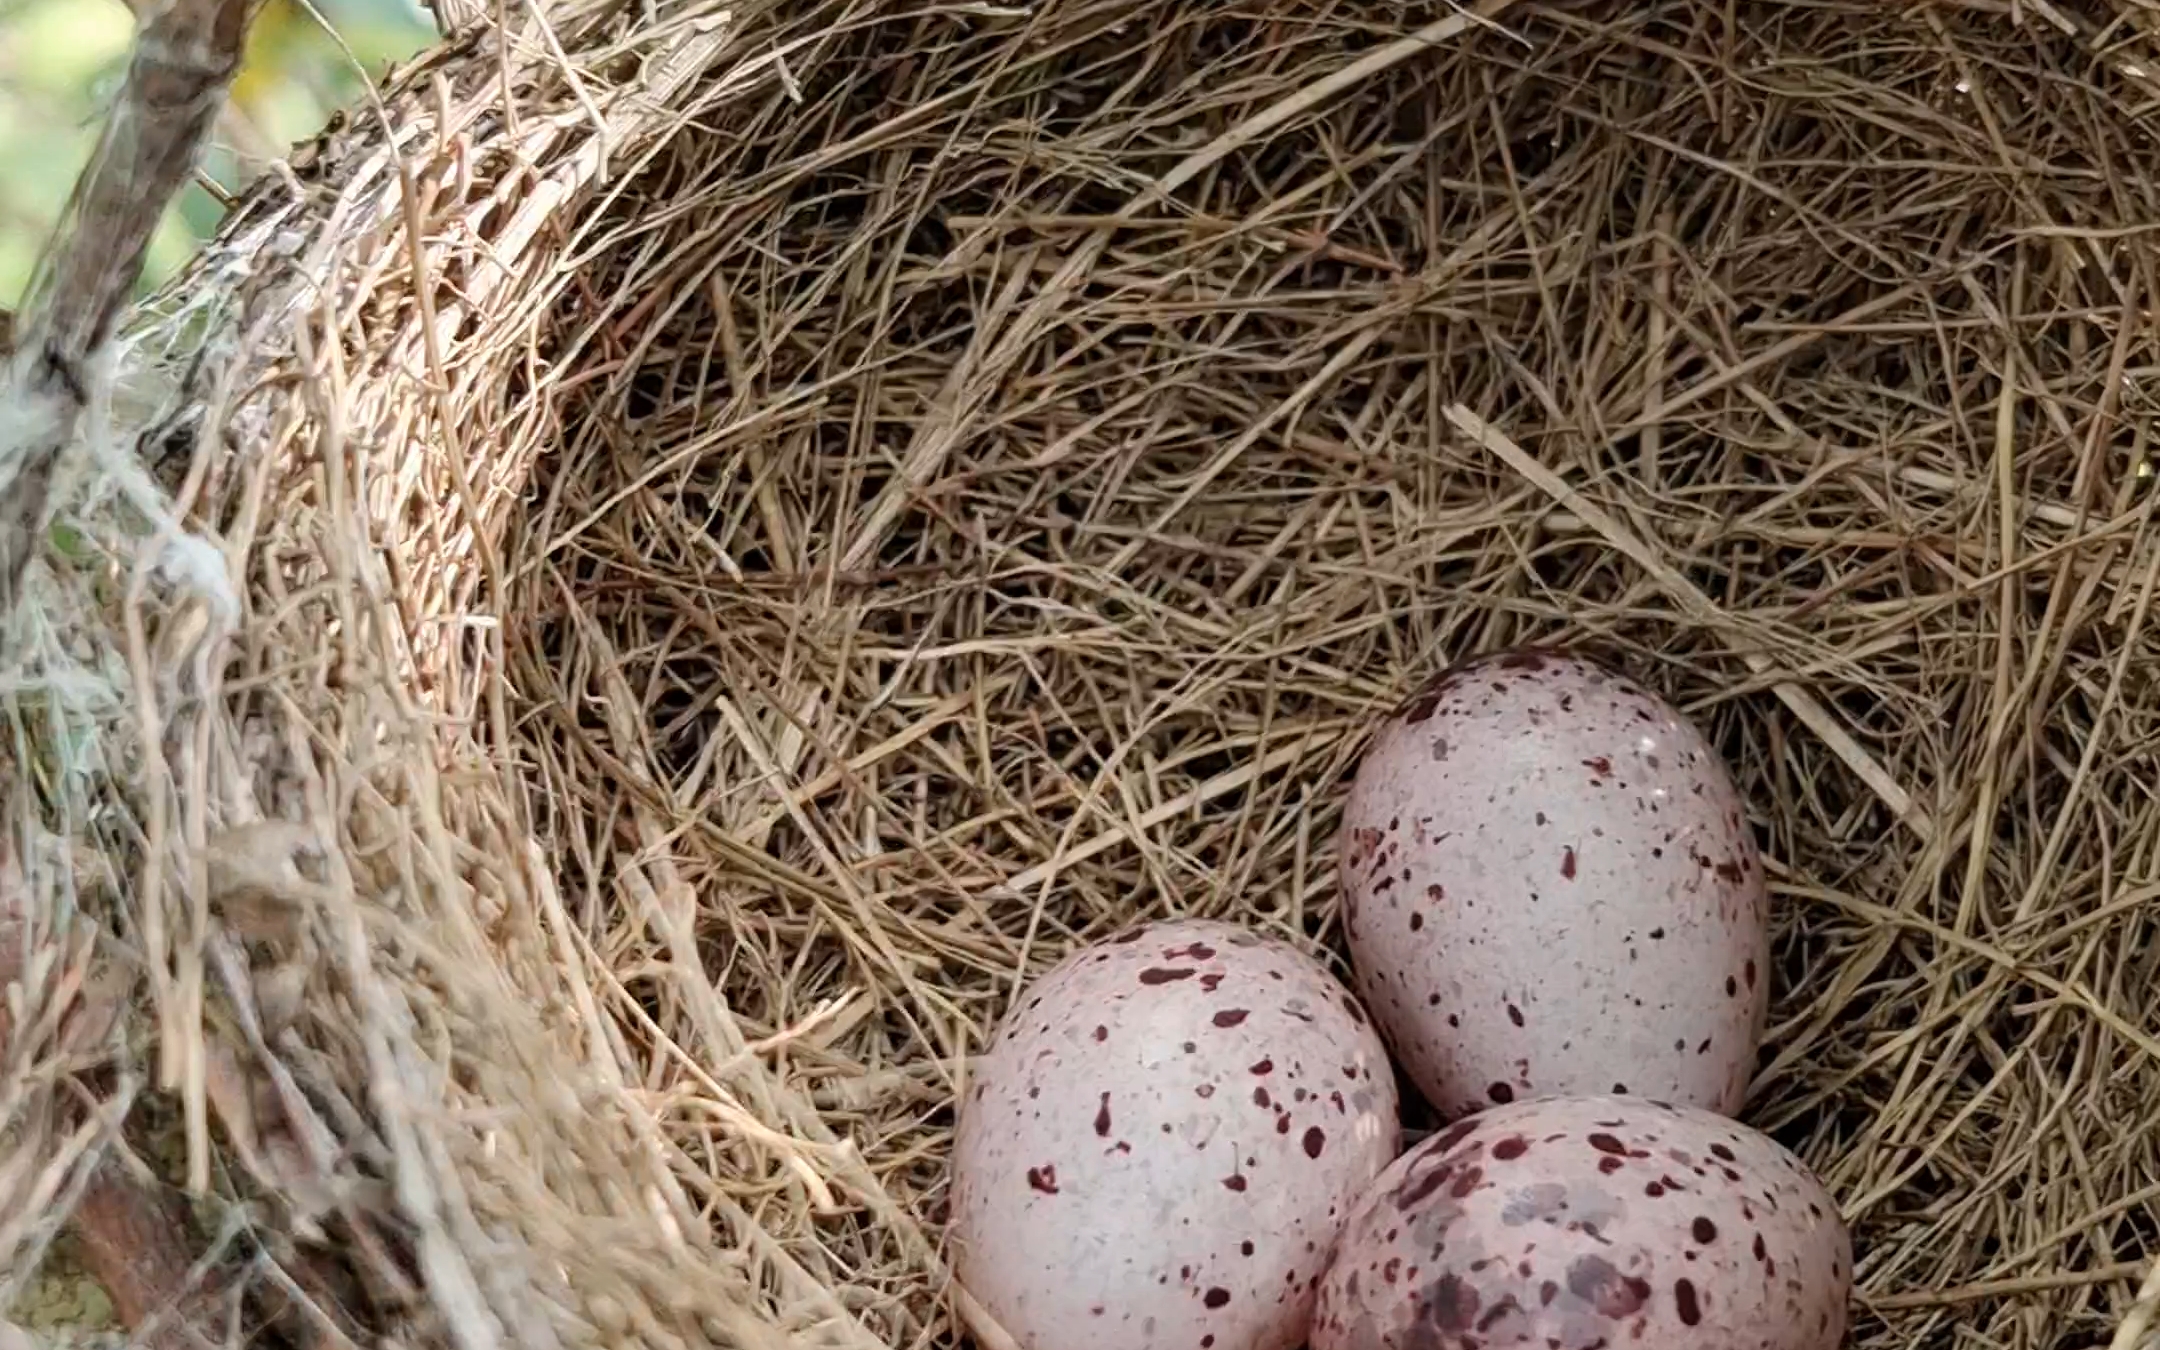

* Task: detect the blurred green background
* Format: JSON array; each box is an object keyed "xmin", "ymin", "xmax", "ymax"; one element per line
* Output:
[{"xmin": 0, "ymin": 0, "xmax": 437, "ymax": 306}]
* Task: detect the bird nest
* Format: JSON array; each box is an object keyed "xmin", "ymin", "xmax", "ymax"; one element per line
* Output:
[{"xmin": 8, "ymin": 1, "xmax": 2160, "ymax": 1349}]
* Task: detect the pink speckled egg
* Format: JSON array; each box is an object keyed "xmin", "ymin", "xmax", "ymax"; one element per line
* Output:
[
  {"xmin": 1311, "ymin": 1094, "xmax": 1851, "ymax": 1350},
  {"xmin": 1338, "ymin": 647, "xmax": 1769, "ymax": 1119},
  {"xmin": 949, "ymin": 918, "xmax": 1401, "ymax": 1350}
]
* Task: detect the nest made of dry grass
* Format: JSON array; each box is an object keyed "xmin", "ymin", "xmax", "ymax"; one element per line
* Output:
[{"xmin": 12, "ymin": 1, "xmax": 2160, "ymax": 1349}]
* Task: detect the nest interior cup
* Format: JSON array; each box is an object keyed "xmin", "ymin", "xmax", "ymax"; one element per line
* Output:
[{"xmin": 72, "ymin": 0, "xmax": 2160, "ymax": 1349}]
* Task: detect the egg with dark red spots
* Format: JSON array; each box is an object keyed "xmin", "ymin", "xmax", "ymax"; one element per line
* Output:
[
  {"xmin": 1338, "ymin": 647, "xmax": 1769, "ymax": 1118},
  {"xmin": 950, "ymin": 918, "xmax": 1400, "ymax": 1350},
  {"xmin": 1311, "ymin": 1094, "xmax": 1850, "ymax": 1350}
]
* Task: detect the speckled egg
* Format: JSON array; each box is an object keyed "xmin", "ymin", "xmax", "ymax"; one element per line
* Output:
[
  {"xmin": 1338, "ymin": 647, "xmax": 1769, "ymax": 1118},
  {"xmin": 1311, "ymin": 1094, "xmax": 1851, "ymax": 1350},
  {"xmin": 949, "ymin": 918, "xmax": 1402, "ymax": 1350}
]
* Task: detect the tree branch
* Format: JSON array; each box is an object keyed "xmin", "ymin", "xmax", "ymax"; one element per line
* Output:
[{"xmin": 0, "ymin": 0, "xmax": 262, "ymax": 608}]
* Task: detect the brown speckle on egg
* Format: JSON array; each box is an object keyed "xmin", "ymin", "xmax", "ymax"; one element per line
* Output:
[{"xmin": 1675, "ymin": 1277, "xmax": 1702, "ymax": 1325}]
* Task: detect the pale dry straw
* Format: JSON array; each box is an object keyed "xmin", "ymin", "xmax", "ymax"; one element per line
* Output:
[{"xmin": 7, "ymin": 2, "xmax": 2160, "ymax": 1350}]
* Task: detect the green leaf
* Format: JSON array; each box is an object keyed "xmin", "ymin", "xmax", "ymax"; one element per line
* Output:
[{"xmin": 46, "ymin": 520, "xmax": 87, "ymax": 559}]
